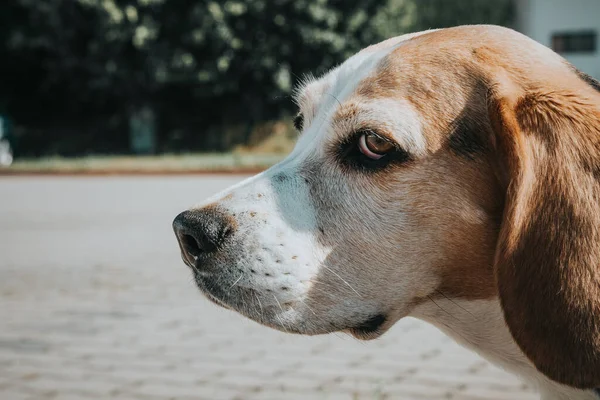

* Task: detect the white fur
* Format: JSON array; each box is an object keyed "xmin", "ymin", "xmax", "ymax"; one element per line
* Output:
[
  {"xmin": 413, "ymin": 299, "xmax": 597, "ymax": 400},
  {"xmin": 292, "ymin": 44, "xmax": 398, "ymax": 158}
]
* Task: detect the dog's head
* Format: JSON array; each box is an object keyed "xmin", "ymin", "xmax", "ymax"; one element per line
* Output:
[{"xmin": 174, "ymin": 26, "xmax": 600, "ymax": 388}]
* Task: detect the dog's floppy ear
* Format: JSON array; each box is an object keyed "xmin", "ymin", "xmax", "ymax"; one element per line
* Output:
[{"xmin": 488, "ymin": 74, "xmax": 600, "ymax": 388}]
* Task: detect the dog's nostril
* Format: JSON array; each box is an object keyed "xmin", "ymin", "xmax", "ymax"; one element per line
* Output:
[
  {"xmin": 181, "ymin": 230, "xmax": 219, "ymax": 257},
  {"xmin": 181, "ymin": 234, "xmax": 202, "ymax": 258}
]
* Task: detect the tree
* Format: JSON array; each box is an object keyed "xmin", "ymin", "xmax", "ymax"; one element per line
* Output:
[{"xmin": 0, "ymin": 0, "xmax": 515, "ymax": 155}]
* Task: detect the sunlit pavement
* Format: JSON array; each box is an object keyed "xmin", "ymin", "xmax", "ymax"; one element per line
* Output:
[{"xmin": 0, "ymin": 176, "xmax": 536, "ymax": 400}]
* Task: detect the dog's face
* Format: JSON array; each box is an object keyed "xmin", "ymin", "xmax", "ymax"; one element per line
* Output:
[
  {"xmin": 175, "ymin": 26, "xmax": 600, "ymax": 388},
  {"xmin": 174, "ymin": 28, "xmax": 506, "ymax": 338}
]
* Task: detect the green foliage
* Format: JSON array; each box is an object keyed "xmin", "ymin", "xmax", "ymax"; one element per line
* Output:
[{"xmin": 0, "ymin": 0, "xmax": 514, "ymax": 155}]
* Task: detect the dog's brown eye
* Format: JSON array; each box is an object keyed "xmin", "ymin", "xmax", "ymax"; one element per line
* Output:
[
  {"xmin": 358, "ymin": 131, "xmax": 395, "ymax": 160},
  {"xmin": 293, "ymin": 113, "xmax": 304, "ymax": 131},
  {"xmin": 335, "ymin": 129, "xmax": 410, "ymax": 172}
]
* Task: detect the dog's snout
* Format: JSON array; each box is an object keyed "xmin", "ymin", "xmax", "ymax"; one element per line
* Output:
[{"xmin": 173, "ymin": 208, "xmax": 235, "ymax": 265}]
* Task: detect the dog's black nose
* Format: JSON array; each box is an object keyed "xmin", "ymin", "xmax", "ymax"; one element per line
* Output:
[{"xmin": 173, "ymin": 208, "xmax": 234, "ymax": 265}]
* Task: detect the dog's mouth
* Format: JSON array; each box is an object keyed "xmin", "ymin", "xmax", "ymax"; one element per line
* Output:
[
  {"xmin": 192, "ymin": 273, "xmax": 236, "ymax": 310},
  {"xmin": 192, "ymin": 270, "xmax": 390, "ymax": 339},
  {"xmin": 347, "ymin": 313, "xmax": 388, "ymax": 340}
]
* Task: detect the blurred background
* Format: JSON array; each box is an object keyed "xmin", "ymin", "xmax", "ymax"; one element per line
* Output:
[
  {"xmin": 0, "ymin": 1, "xmax": 598, "ymax": 400},
  {"xmin": 0, "ymin": 0, "xmax": 597, "ymax": 169},
  {"xmin": 0, "ymin": 0, "xmax": 521, "ymax": 169}
]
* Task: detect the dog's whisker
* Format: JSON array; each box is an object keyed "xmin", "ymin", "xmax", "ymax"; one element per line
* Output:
[
  {"xmin": 435, "ymin": 289, "xmax": 477, "ymax": 319},
  {"xmin": 427, "ymin": 295, "xmax": 463, "ymax": 323},
  {"xmin": 426, "ymin": 295, "xmax": 474, "ymax": 344},
  {"xmin": 298, "ymin": 298, "xmax": 317, "ymax": 317},
  {"xmin": 325, "ymin": 92, "xmax": 343, "ymax": 108},
  {"xmin": 252, "ymin": 291, "xmax": 265, "ymax": 325},
  {"xmin": 313, "ymin": 99, "xmax": 338, "ymax": 132},
  {"xmin": 427, "ymin": 295, "xmax": 451, "ymax": 317},
  {"xmin": 274, "ymin": 313, "xmax": 288, "ymax": 333},
  {"xmin": 303, "ymin": 284, "xmax": 335, "ymax": 302},
  {"xmin": 321, "ymin": 265, "xmax": 362, "ymax": 298},
  {"xmin": 272, "ymin": 294, "xmax": 285, "ymax": 313},
  {"xmin": 289, "ymin": 69, "xmax": 303, "ymax": 85},
  {"xmin": 272, "ymin": 294, "xmax": 293, "ymax": 332},
  {"xmin": 229, "ymin": 274, "xmax": 243, "ymax": 290},
  {"xmin": 421, "ymin": 293, "xmax": 474, "ymax": 352},
  {"xmin": 254, "ymin": 291, "xmax": 263, "ymax": 314}
]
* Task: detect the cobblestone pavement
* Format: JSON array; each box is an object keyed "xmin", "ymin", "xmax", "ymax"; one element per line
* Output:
[{"xmin": 0, "ymin": 176, "xmax": 537, "ymax": 400}]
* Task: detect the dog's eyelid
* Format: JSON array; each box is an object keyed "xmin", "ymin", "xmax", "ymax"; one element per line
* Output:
[
  {"xmin": 333, "ymin": 127, "xmax": 412, "ymax": 172},
  {"xmin": 356, "ymin": 128, "xmax": 405, "ymax": 154}
]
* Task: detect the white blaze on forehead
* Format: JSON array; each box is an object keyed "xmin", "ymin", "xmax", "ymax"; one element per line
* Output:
[
  {"xmin": 293, "ymin": 29, "xmax": 440, "ymax": 117},
  {"xmin": 290, "ymin": 30, "xmax": 437, "ymax": 163},
  {"xmin": 295, "ymin": 47, "xmax": 391, "ymax": 123},
  {"xmin": 289, "ymin": 46, "xmax": 398, "ymax": 163}
]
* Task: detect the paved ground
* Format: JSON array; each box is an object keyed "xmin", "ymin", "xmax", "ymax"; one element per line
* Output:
[{"xmin": 0, "ymin": 176, "xmax": 537, "ymax": 400}]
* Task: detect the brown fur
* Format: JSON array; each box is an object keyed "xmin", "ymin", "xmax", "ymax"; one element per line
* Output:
[
  {"xmin": 354, "ymin": 25, "xmax": 600, "ymax": 387},
  {"xmin": 352, "ymin": 30, "xmax": 505, "ymax": 301},
  {"xmin": 489, "ymin": 81, "xmax": 600, "ymax": 389}
]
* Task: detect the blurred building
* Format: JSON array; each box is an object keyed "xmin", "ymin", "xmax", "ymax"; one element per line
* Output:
[{"xmin": 516, "ymin": 0, "xmax": 599, "ymax": 78}]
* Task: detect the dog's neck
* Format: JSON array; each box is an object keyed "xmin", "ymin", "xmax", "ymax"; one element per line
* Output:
[{"xmin": 411, "ymin": 298, "xmax": 597, "ymax": 400}]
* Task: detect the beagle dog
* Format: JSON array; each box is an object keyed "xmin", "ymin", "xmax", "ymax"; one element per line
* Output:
[{"xmin": 173, "ymin": 25, "xmax": 600, "ymax": 400}]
